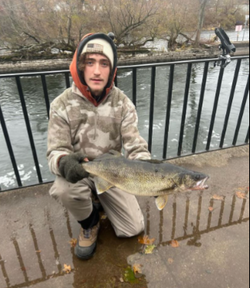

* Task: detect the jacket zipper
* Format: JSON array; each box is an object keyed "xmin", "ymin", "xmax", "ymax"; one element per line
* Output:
[{"xmin": 94, "ymin": 111, "xmax": 98, "ymax": 140}]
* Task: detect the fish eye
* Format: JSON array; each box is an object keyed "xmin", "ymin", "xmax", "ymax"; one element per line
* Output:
[{"xmin": 195, "ymin": 175, "xmax": 201, "ymax": 181}]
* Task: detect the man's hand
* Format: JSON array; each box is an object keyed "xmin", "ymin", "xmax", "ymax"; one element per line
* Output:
[{"xmin": 59, "ymin": 152, "xmax": 89, "ymax": 183}]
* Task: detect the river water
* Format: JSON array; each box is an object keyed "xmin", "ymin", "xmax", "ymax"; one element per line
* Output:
[{"xmin": 0, "ymin": 58, "xmax": 249, "ymax": 190}]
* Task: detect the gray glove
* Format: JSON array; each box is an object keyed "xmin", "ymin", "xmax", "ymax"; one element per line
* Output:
[{"xmin": 59, "ymin": 152, "xmax": 89, "ymax": 183}]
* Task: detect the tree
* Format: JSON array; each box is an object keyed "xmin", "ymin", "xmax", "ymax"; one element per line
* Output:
[
  {"xmin": 195, "ymin": 0, "xmax": 209, "ymax": 46},
  {"xmin": 157, "ymin": 0, "xmax": 198, "ymax": 50},
  {"xmin": 99, "ymin": 0, "xmax": 159, "ymax": 46}
]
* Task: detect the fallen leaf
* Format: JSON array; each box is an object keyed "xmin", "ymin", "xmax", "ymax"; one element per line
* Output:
[
  {"xmin": 133, "ymin": 264, "xmax": 142, "ymax": 275},
  {"xmin": 212, "ymin": 195, "xmax": 224, "ymax": 201},
  {"xmin": 36, "ymin": 250, "xmax": 41, "ymax": 253},
  {"xmin": 144, "ymin": 244, "xmax": 156, "ymax": 254},
  {"xmin": 124, "ymin": 266, "xmax": 138, "ymax": 283},
  {"xmin": 236, "ymin": 191, "xmax": 247, "ymax": 199},
  {"xmin": 208, "ymin": 207, "xmax": 214, "ymax": 212},
  {"xmin": 170, "ymin": 240, "xmax": 180, "ymax": 248},
  {"xmin": 63, "ymin": 264, "xmax": 72, "ymax": 274},
  {"xmin": 138, "ymin": 235, "xmax": 155, "ymax": 245},
  {"xmin": 69, "ymin": 238, "xmax": 77, "ymax": 248},
  {"xmin": 168, "ymin": 258, "xmax": 174, "ymax": 264},
  {"xmin": 101, "ymin": 214, "xmax": 107, "ymax": 220}
]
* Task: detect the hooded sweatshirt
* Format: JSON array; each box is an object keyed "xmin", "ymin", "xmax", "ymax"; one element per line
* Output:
[{"xmin": 47, "ymin": 33, "xmax": 151, "ymax": 176}]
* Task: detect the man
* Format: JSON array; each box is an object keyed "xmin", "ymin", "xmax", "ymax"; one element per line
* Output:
[{"xmin": 47, "ymin": 32, "xmax": 151, "ymax": 260}]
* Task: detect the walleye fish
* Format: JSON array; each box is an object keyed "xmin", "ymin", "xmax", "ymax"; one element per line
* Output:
[{"xmin": 82, "ymin": 150, "xmax": 209, "ymax": 210}]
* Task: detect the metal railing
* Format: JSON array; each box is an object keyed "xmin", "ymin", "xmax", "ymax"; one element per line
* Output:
[{"xmin": 0, "ymin": 56, "xmax": 249, "ymax": 192}]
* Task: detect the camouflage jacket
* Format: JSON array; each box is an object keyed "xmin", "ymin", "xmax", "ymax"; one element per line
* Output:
[{"xmin": 47, "ymin": 83, "xmax": 151, "ymax": 176}]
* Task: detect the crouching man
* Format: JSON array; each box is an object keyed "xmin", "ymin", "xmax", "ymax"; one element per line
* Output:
[{"xmin": 47, "ymin": 32, "xmax": 151, "ymax": 260}]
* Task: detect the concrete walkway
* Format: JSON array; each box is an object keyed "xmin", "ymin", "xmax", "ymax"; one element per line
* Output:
[{"xmin": 0, "ymin": 146, "xmax": 249, "ymax": 288}]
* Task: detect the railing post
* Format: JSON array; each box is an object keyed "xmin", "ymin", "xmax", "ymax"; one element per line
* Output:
[
  {"xmin": 132, "ymin": 68, "xmax": 137, "ymax": 106},
  {"xmin": 0, "ymin": 104, "xmax": 22, "ymax": 189},
  {"xmin": 15, "ymin": 76, "xmax": 43, "ymax": 184},
  {"xmin": 178, "ymin": 63, "xmax": 192, "ymax": 156},
  {"xmin": 220, "ymin": 59, "xmax": 242, "ymax": 148},
  {"xmin": 148, "ymin": 66, "xmax": 156, "ymax": 153},
  {"xmin": 41, "ymin": 75, "xmax": 50, "ymax": 119},
  {"xmin": 233, "ymin": 75, "xmax": 249, "ymax": 146},
  {"xmin": 192, "ymin": 61, "xmax": 209, "ymax": 153},
  {"xmin": 163, "ymin": 64, "xmax": 175, "ymax": 159},
  {"xmin": 206, "ymin": 65, "xmax": 225, "ymax": 151}
]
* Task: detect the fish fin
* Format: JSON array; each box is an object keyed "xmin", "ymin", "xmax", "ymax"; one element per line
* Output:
[
  {"xmin": 94, "ymin": 150, "xmax": 121, "ymax": 162},
  {"xmin": 155, "ymin": 195, "xmax": 169, "ymax": 211},
  {"xmin": 139, "ymin": 159, "xmax": 164, "ymax": 164},
  {"xmin": 108, "ymin": 150, "xmax": 121, "ymax": 156},
  {"xmin": 94, "ymin": 177, "xmax": 114, "ymax": 194}
]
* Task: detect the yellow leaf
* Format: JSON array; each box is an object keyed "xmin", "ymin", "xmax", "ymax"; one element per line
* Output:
[
  {"xmin": 144, "ymin": 244, "xmax": 156, "ymax": 254},
  {"xmin": 69, "ymin": 238, "xmax": 77, "ymax": 248},
  {"xmin": 63, "ymin": 264, "xmax": 72, "ymax": 274},
  {"xmin": 101, "ymin": 214, "xmax": 107, "ymax": 220},
  {"xmin": 138, "ymin": 235, "xmax": 155, "ymax": 245}
]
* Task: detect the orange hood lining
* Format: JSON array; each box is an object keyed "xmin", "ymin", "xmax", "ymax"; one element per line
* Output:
[{"xmin": 70, "ymin": 33, "xmax": 117, "ymax": 107}]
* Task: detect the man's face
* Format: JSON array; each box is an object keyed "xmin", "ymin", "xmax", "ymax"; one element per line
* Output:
[{"xmin": 84, "ymin": 54, "xmax": 111, "ymax": 97}]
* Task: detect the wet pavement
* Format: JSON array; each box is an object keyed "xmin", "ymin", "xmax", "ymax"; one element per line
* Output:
[{"xmin": 0, "ymin": 146, "xmax": 249, "ymax": 288}]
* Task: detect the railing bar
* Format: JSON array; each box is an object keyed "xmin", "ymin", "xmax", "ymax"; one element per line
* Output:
[
  {"xmin": 220, "ymin": 59, "xmax": 242, "ymax": 148},
  {"xmin": 0, "ymin": 104, "xmax": 22, "ymax": 189},
  {"xmin": 0, "ymin": 253, "xmax": 11, "ymax": 287},
  {"xmin": 163, "ymin": 64, "xmax": 175, "ymax": 159},
  {"xmin": 15, "ymin": 76, "xmax": 43, "ymax": 184},
  {"xmin": 206, "ymin": 66, "xmax": 225, "ymax": 151},
  {"xmin": 65, "ymin": 72, "xmax": 71, "ymax": 88},
  {"xmin": 218, "ymin": 200, "xmax": 226, "ymax": 227},
  {"xmin": 117, "ymin": 55, "xmax": 249, "ymax": 70},
  {"xmin": 192, "ymin": 61, "xmax": 209, "ymax": 153},
  {"xmin": 12, "ymin": 238, "xmax": 29, "ymax": 283},
  {"xmin": 171, "ymin": 199, "xmax": 177, "ymax": 240},
  {"xmin": 178, "ymin": 63, "xmax": 192, "ymax": 156},
  {"xmin": 132, "ymin": 68, "xmax": 137, "ymax": 106},
  {"xmin": 148, "ymin": 66, "xmax": 156, "ymax": 153},
  {"xmin": 41, "ymin": 75, "xmax": 50, "ymax": 119},
  {"xmin": 0, "ymin": 70, "xmax": 70, "ymax": 78},
  {"xmin": 229, "ymin": 194, "xmax": 236, "ymax": 223},
  {"xmin": 233, "ymin": 75, "xmax": 249, "ymax": 145},
  {"xmin": 239, "ymin": 194, "xmax": 248, "ymax": 222},
  {"xmin": 196, "ymin": 193, "xmax": 203, "ymax": 231},
  {"xmin": 184, "ymin": 196, "xmax": 190, "ymax": 236},
  {"xmin": 29, "ymin": 224, "xmax": 47, "ymax": 278},
  {"xmin": 207, "ymin": 199, "xmax": 213, "ymax": 229},
  {"xmin": 245, "ymin": 126, "xmax": 249, "ymax": 144},
  {"xmin": 0, "ymin": 56, "xmax": 248, "ymax": 79}
]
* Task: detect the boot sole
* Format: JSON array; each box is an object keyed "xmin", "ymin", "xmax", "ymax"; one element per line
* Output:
[{"xmin": 74, "ymin": 243, "xmax": 97, "ymax": 260}]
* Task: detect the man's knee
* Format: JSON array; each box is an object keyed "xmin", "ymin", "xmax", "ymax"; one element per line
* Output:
[
  {"xmin": 49, "ymin": 176, "xmax": 92, "ymax": 204},
  {"xmin": 49, "ymin": 177, "xmax": 71, "ymax": 200},
  {"xmin": 114, "ymin": 217, "xmax": 145, "ymax": 238}
]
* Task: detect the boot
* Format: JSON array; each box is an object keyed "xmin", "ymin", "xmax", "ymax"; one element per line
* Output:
[{"xmin": 75, "ymin": 222, "xmax": 100, "ymax": 260}]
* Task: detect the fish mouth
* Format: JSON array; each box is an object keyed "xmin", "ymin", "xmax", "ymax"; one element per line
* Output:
[{"xmin": 191, "ymin": 177, "xmax": 209, "ymax": 191}]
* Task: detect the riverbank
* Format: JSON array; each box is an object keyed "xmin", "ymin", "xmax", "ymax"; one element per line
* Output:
[{"xmin": 0, "ymin": 41, "xmax": 248, "ymax": 74}]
